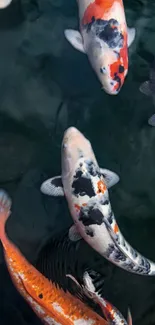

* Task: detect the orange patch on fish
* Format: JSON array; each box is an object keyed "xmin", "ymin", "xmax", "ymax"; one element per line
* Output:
[
  {"xmin": 74, "ymin": 204, "xmax": 81, "ymax": 211},
  {"xmin": 82, "ymin": 203, "xmax": 87, "ymax": 207},
  {"xmin": 102, "ymin": 301, "xmax": 115, "ymax": 321},
  {"xmin": 97, "ymin": 180, "xmax": 107, "ymax": 194},
  {"xmin": 114, "ymin": 223, "xmax": 119, "ymax": 233},
  {"xmin": 110, "ymin": 31, "xmax": 128, "ymax": 92},
  {"xmin": 82, "ymin": 0, "xmax": 124, "ymax": 25}
]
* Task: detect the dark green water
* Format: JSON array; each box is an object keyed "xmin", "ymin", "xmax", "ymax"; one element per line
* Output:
[{"xmin": 1, "ymin": 0, "xmax": 155, "ymax": 324}]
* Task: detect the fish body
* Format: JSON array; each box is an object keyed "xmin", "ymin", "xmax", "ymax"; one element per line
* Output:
[
  {"xmin": 0, "ymin": 0, "xmax": 12, "ymax": 8},
  {"xmin": 139, "ymin": 59, "xmax": 155, "ymax": 126},
  {"xmin": 64, "ymin": 0, "xmax": 135, "ymax": 94},
  {"xmin": 0, "ymin": 190, "xmax": 108, "ymax": 325},
  {"xmin": 41, "ymin": 127, "xmax": 155, "ymax": 276}
]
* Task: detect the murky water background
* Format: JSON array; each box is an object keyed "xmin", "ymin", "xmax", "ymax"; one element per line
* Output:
[{"xmin": 1, "ymin": 1, "xmax": 155, "ymax": 324}]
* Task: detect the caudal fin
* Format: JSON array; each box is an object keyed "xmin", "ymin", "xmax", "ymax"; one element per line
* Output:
[{"xmin": 0, "ymin": 190, "xmax": 12, "ymax": 239}]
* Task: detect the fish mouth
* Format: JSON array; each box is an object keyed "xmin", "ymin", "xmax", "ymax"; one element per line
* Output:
[
  {"xmin": 101, "ymin": 79, "xmax": 121, "ymax": 95},
  {"xmin": 102, "ymin": 87, "xmax": 119, "ymax": 95},
  {"xmin": 63, "ymin": 127, "xmax": 79, "ymax": 138},
  {"xmin": 62, "ymin": 127, "xmax": 80, "ymax": 148}
]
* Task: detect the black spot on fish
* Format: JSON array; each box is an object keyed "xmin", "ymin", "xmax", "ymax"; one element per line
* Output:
[
  {"xmin": 107, "ymin": 210, "xmax": 113, "ymax": 224},
  {"xmin": 38, "ymin": 293, "xmax": 43, "ymax": 299},
  {"xmin": 51, "ymin": 177, "xmax": 62, "ymax": 188},
  {"xmin": 79, "ymin": 206, "xmax": 104, "ymax": 226},
  {"xmin": 72, "ymin": 170, "xmax": 95, "ymax": 197},
  {"xmin": 113, "ymin": 72, "xmax": 121, "ymax": 92},
  {"xmin": 75, "ymin": 170, "xmax": 83, "ymax": 178},
  {"xmin": 84, "ymin": 17, "xmax": 124, "ymax": 49},
  {"xmin": 99, "ymin": 198, "xmax": 109, "ymax": 205},
  {"xmin": 85, "ymin": 160, "xmax": 101, "ymax": 177},
  {"xmin": 119, "ymin": 65, "xmax": 124, "ymax": 73},
  {"xmin": 100, "ymin": 67, "xmax": 106, "ymax": 74},
  {"xmin": 113, "ymin": 249, "xmax": 126, "ymax": 262},
  {"xmin": 139, "ymin": 258, "xmax": 150, "ymax": 273},
  {"xmin": 106, "ymin": 243, "xmax": 115, "ymax": 257},
  {"xmin": 85, "ymin": 227, "xmax": 94, "ymax": 237},
  {"xmin": 103, "ymin": 200, "xmax": 109, "ymax": 205}
]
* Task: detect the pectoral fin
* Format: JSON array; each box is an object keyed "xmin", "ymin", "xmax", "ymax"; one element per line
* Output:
[
  {"xmin": 127, "ymin": 308, "xmax": 132, "ymax": 325},
  {"xmin": 40, "ymin": 176, "xmax": 64, "ymax": 196},
  {"xmin": 100, "ymin": 168, "xmax": 120, "ymax": 188},
  {"xmin": 127, "ymin": 27, "xmax": 136, "ymax": 47},
  {"xmin": 69, "ymin": 224, "xmax": 82, "ymax": 241},
  {"xmin": 64, "ymin": 29, "xmax": 86, "ymax": 53}
]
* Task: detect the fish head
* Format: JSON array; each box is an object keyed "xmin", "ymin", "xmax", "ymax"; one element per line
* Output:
[
  {"xmin": 87, "ymin": 37, "xmax": 128, "ymax": 95},
  {"xmin": 61, "ymin": 127, "xmax": 105, "ymax": 204},
  {"xmin": 83, "ymin": 17, "xmax": 128, "ymax": 94},
  {"xmin": 61, "ymin": 127, "xmax": 96, "ymax": 181}
]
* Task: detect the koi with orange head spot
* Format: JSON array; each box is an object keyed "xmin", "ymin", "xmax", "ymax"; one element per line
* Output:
[
  {"xmin": 41, "ymin": 127, "xmax": 155, "ymax": 276},
  {"xmin": 64, "ymin": 0, "xmax": 135, "ymax": 95}
]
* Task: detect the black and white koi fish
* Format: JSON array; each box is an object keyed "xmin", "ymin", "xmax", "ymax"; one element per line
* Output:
[
  {"xmin": 64, "ymin": 0, "xmax": 135, "ymax": 95},
  {"xmin": 40, "ymin": 127, "xmax": 155, "ymax": 276}
]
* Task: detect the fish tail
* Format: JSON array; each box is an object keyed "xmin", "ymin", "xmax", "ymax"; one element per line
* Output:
[{"xmin": 0, "ymin": 190, "xmax": 12, "ymax": 240}]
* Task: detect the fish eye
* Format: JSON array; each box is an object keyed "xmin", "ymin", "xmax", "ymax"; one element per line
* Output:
[{"xmin": 100, "ymin": 67, "xmax": 107, "ymax": 74}]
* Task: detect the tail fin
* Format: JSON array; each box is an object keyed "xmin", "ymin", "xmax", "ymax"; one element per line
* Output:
[{"xmin": 0, "ymin": 190, "xmax": 12, "ymax": 240}]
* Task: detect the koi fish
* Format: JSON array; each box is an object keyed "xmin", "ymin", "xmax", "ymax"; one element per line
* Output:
[
  {"xmin": 67, "ymin": 271, "xmax": 132, "ymax": 325},
  {"xmin": 0, "ymin": 189, "xmax": 128, "ymax": 325},
  {"xmin": 0, "ymin": 0, "xmax": 12, "ymax": 8},
  {"xmin": 139, "ymin": 58, "xmax": 155, "ymax": 126},
  {"xmin": 41, "ymin": 126, "xmax": 155, "ymax": 276},
  {"xmin": 64, "ymin": 0, "xmax": 135, "ymax": 95}
]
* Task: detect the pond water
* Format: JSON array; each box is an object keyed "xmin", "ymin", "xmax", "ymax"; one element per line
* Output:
[{"xmin": 1, "ymin": 1, "xmax": 155, "ymax": 324}]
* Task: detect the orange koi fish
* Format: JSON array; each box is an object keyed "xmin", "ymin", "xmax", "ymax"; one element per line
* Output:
[
  {"xmin": 64, "ymin": 0, "xmax": 135, "ymax": 94},
  {"xmin": 0, "ymin": 189, "xmax": 126, "ymax": 325}
]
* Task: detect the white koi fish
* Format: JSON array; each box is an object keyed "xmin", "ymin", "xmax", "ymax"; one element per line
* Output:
[
  {"xmin": 40, "ymin": 127, "xmax": 155, "ymax": 276},
  {"xmin": 64, "ymin": 0, "xmax": 135, "ymax": 95}
]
